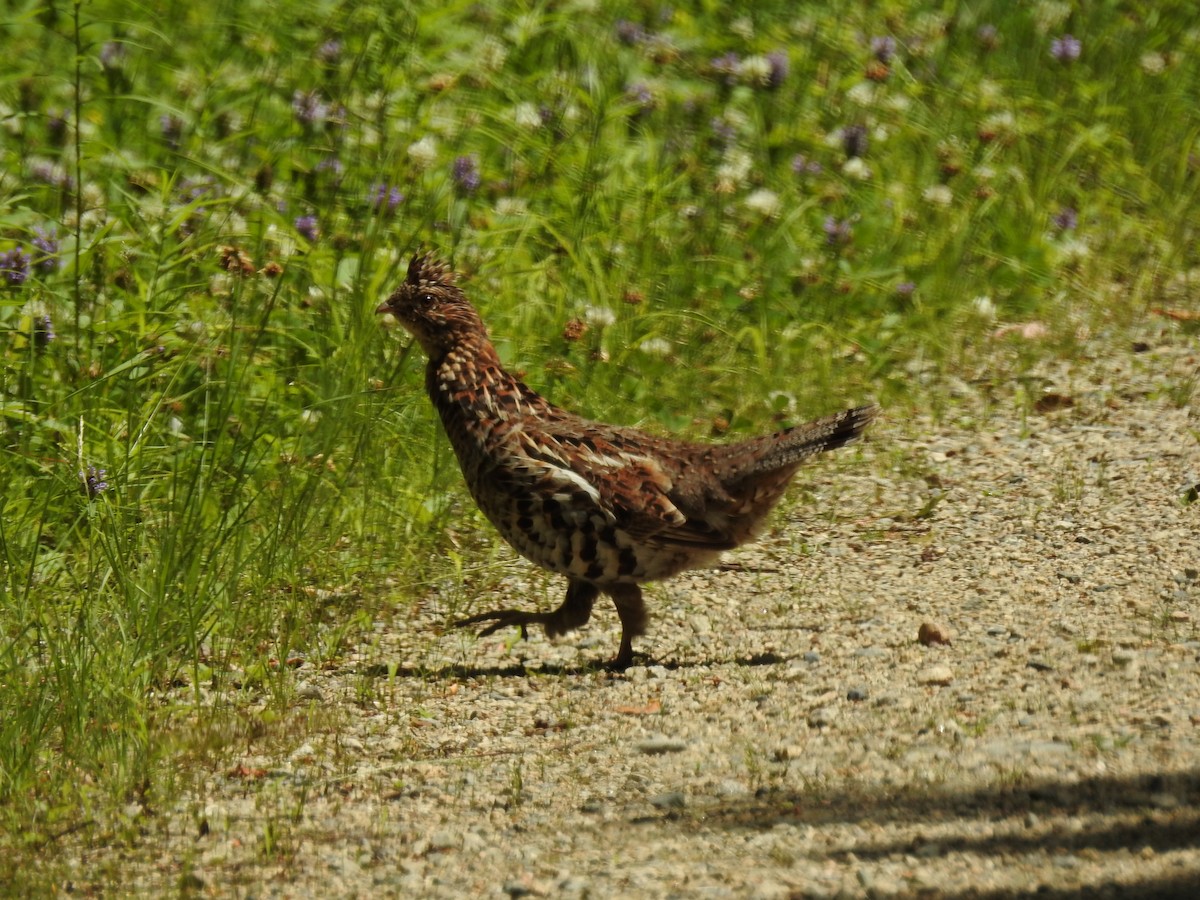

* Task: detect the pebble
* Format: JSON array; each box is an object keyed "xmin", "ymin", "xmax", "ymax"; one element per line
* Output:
[
  {"xmin": 917, "ymin": 622, "xmax": 952, "ymax": 646},
  {"xmin": 648, "ymin": 791, "xmax": 686, "ymax": 810},
  {"xmin": 808, "ymin": 707, "xmax": 837, "ymax": 728},
  {"xmin": 917, "ymin": 665, "xmax": 954, "ymax": 686},
  {"xmin": 634, "ymin": 737, "xmax": 688, "ymax": 755},
  {"xmin": 296, "ymin": 681, "xmax": 323, "ymax": 700},
  {"xmin": 854, "ymin": 647, "xmax": 889, "ymax": 659}
]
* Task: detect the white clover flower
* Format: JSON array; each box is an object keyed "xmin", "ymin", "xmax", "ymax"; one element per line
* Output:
[
  {"xmin": 972, "ymin": 295, "xmax": 997, "ymax": 319},
  {"xmin": 638, "ymin": 337, "xmax": 672, "ymax": 356},
  {"xmin": 221, "ymin": 212, "xmax": 248, "ymax": 238},
  {"xmin": 846, "ymin": 81, "xmax": 876, "ymax": 106},
  {"xmin": 407, "ymin": 135, "xmax": 438, "ymax": 168},
  {"xmin": 716, "ymin": 147, "xmax": 753, "ymax": 192},
  {"xmin": 494, "ymin": 197, "xmax": 528, "ymax": 216},
  {"xmin": 978, "ymin": 79, "xmax": 1004, "ymax": 103},
  {"xmin": 513, "ymin": 102, "xmax": 542, "ymax": 130},
  {"xmin": 731, "ymin": 16, "xmax": 754, "ymax": 39},
  {"xmin": 1140, "ymin": 52, "xmax": 1166, "ymax": 75},
  {"xmin": 582, "ymin": 305, "xmax": 616, "ymax": 327},
  {"xmin": 842, "ymin": 157, "xmax": 872, "ymax": 180},
  {"xmin": 922, "ymin": 184, "xmax": 953, "ymax": 206},
  {"xmin": 1054, "ymin": 237, "xmax": 1090, "ymax": 264},
  {"xmin": 739, "ymin": 55, "xmax": 773, "ymax": 86},
  {"xmin": 980, "ymin": 110, "xmax": 1016, "ymax": 137},
  {"xmin": 478, "ymin": 36, "xmax": 508, "ymax": 71},
  {"xmin": 744, "ymin": 188, "xmax": 782, "ymax": 218}
]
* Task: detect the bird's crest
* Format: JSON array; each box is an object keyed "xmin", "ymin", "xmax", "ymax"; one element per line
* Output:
[{"xmin": 406, "ymin": 252, "xmax": 456, "ymax": 291}]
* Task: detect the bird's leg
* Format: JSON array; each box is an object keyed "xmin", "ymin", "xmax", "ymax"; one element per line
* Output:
[
  {"xmin": 605, "ymin": 583, "xmax": 648, "ymax": 671},
  {"xmin": 454, "ymin": 579, "xmax": 598, "ymax": 642}
]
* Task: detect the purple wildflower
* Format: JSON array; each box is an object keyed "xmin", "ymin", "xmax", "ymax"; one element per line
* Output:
[
  {"xmin": 160, "ymin": 114, "xmax": 184, "ymax": 150},
  {"xmin": 1050, "ymin": 34, "xmax": 1081, "ymax": 63},
  {"xmin": 870, "ymin": 36, "xmax": 896, "ymax": 63},
  {"xmin": 291, "ymin": 89, "xmax": 328, "ymax": 127},
  {"xmin": 1, "ymin": 246, "xmax": 31, "ymax": 286},
  {"xmin": 31, "ymin": 161, "xmax": 73, "ymax": 190},
  {"xmin": 1052, "ymin": 206, "xmax": 1078, "ymax": 231},
  {"xmin": 710, "ymin": 116, "xmax": 737, "ymax": 144},
  {"xmin": 31, "ymin": 227, "xmax": 60, "ymax": 273},
  {"xmin": 315, "ymin": 156, "xmax": 345, "ymax": 185},
  {"xmin": 823, "ymin": 217, "xmax": 853, "ymax": 246},
  {"xmin": 895, "ymin": 281, "xmax": 916, "ymax": 297},
  {"xmin": 842, "ymin": 124, "xmax": 869, "ymax": 159},
  {"xmin": 791, "ymin": 154, "xmax": 823, "ymax": 176},
  {"xmin": 711, "ymin": 52, "xmax": 741, "ymax": 85},
  {"xmin": 316, "ymin": 39, "xmax": 342, "ymax": 64},
  {"xmin": 32, "ymin": 313, "xmax": 56, "ymax": 348},
  {"xmin": 81, "ymin": 466, "xmax": 108, "ymax": 498},
  {"xmin": 294, "ymin": 215, "xmax": 319, "ymax": 241},
  {"xmin": 766, "ymin": 50, "xmax": 789, "ymax": 88},
  {"xmin": 47, "ymin": 109, "xmax": 69, "ymax": 145},
  {"xmin": 368, "ymin": 182, "xmax": 405, "ymax": 212},
  {"xmin": 976, "ymin": 25, "xmax": 999, "ymax": 50},
  {"xmin": 99, "ymin": 42, "xmax": 127, "ymax": 71},
  {"xmin": 626, "ymin": 82, "xmax": 655, "ymax": 112},
  {"xmin": 615, "ymin": 19, "xmax": 646, "ymax": 45},
  {"xmin": 452, "ymin": 155, "xmax": 481, "ymax": 194}
]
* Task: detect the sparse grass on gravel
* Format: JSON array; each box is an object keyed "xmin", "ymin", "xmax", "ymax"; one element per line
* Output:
[{"xmin": 0, "ymin": 0, "xmax": 1197, "ymax": 893}]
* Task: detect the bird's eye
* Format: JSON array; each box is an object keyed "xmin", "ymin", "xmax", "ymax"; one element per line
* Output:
[{"xmin": 419, "ymin": 293, "xmax": 435, "ymax": 304}]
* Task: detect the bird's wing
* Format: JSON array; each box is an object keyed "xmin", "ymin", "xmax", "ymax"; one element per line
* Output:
[{"xmin": 494, "ymin": 421, "xmax": 736, "ymax": 550}]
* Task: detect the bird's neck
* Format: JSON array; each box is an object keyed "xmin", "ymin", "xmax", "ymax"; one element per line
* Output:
[{"xmin": 426, "ymin": 333, "xmax": 532, "ymax": 427}]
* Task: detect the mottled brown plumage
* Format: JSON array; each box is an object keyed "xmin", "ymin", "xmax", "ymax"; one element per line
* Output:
[{"xmin": 377, "ymin": 252, "xmax": 877, "ymax": 668}]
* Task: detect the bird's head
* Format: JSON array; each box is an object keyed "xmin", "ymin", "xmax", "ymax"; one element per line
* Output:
[{"xmin": 377, "ymin": 252, "xmax": 486, "ymax": 357}]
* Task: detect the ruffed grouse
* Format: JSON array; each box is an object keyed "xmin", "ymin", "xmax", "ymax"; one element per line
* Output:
[{"xmin": 378, "ymin": 253, "xmax": 876, "ymax": 669}]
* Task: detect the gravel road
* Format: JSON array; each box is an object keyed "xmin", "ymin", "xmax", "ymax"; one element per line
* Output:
[{"xmin": 62, "ymin": 335, "xmax": 1200, "ymax": 897}]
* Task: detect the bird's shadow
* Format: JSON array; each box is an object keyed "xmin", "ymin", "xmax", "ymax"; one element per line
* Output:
[{"xmin": 355, "ymin": 650, "xmax": 785, "ymax": 680}]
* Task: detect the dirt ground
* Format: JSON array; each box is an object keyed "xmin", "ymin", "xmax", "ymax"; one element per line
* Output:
[{"xmin": 51, "ymin": 334, "xmax": 1200, "ymax": 897}]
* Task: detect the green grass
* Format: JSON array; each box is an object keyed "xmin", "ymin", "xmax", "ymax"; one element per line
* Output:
[{"xmin": 0, "ymin": 0, "xmax": 1198, "ymax": 881}]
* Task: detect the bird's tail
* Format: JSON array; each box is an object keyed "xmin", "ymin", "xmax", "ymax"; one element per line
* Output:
[{"xmin": 716, "ymin": 404, "xmax": 878, "ymax": 484}]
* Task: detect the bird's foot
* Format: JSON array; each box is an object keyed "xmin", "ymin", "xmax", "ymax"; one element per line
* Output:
[{"xmin": 453, "ymin": 609, "xmax": 548, "ymax": 641}]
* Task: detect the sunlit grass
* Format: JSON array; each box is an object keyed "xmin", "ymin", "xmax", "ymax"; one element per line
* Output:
[{"xmin": 0, "ymin": 0, "xmax": 1197, "ymax": 882}]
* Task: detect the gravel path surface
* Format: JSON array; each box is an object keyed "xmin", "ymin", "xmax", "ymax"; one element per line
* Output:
[{"xmin": 66, "ymin": 337, "xmax": 1200, "ymax": 897}]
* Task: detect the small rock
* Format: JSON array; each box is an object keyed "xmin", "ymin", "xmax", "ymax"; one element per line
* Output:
[
  {"xmin": 649, "ymin": 791, "xmax": 686, "ymax": 810},
  {"xmin": 289, "ymin": 742, "xmax": 317, "ymax": 762},
  {"xmin": 808, "ymin": 707, "xmax": 837, "ymax": 728},
  {"xmin": 296, "ymin": 681, "xmax": 323, "ymax": 701},
  {"xmin": 714, "ymin": 779, "xmax": 749, "ymax": 798},
  {"xmin": 847, "ymin": 687, "xmax": 869, "ymax": 702},
  {"xmin": 774, "ymin": 745, "xmax": 805, "ymax": 762},
  {"xmin": 802, "ymin": 651, "xmax": 821, "ymax": 664},
  {"xmin": 854, "ymin": 647, "xmax": 888, "ymax": 659},
  {"xmin": 918, "ymin": 622, "xmax": 952, "ymax": 646},
  {"xmin": 917, "ymin": 664, "xmax": 954, "ymax": 686},
  {"xmin": 635, "ymin": 737, "xmax": 688, "ymax": 755},
  {"xmin": 428, "ymin": 829, "xmax": 460, "ymax": 852}
]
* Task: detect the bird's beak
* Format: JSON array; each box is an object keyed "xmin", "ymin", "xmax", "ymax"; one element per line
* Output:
[{"xmin": 375, "ymin": 301, "xmax": 392, "ymax": 315}]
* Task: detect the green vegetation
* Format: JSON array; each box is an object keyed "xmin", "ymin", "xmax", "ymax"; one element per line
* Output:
[{"xmin": 0, "ymin": 0, "xmax": 1196, "ymax": 879}]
